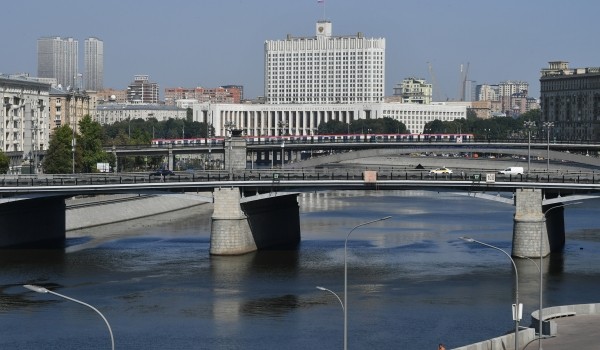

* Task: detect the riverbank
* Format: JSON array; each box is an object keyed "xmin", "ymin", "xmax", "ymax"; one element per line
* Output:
[{"xmin": 65, "ymin": 193, "xmax": 213, "ymax": 251}]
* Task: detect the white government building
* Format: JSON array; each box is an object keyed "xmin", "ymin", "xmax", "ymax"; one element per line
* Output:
[
  {"xmin": 94, "ymin": 20, "xmax": 466, "ymax": 136},
  {"xmin": 181, "ymin": 21, "xmax": 465, "ymax": 137}
]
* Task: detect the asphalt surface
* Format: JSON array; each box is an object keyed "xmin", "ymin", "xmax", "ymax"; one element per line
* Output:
[{"xmin": 522, "ymin": 314, "xmax": 600, "ymax": 349}]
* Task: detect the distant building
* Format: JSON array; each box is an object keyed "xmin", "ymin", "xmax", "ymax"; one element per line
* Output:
[
  {"xmin": 84, "ymin": 37, "xmax": 104, "ymax": 91},
  {"xmin": 264, "ymin": 20, "xmax": 385, "ymax": 104},
  {"xmin": 476, "ymin": 84, "xmax": 499, "ymax": 102},
  {"xmin": 97, "ymin": 88, "xmax": 128, "ymax": 103},
  {"xmin": 164, "ymin": 85, "xmax": 243, "ymax": 105},
  {"xmin": 188, "ymin": 101, "xmax": 465, "ymax": 137},
  {"xmin": 392, "ymin": 78, "xmax": 432, "ymax": 104},
  {"xmin": 37, "ymin": 37, "xmax": 79, "ymax": 89},
  {"xmin": 540, "ymin": 61, "xmax": 600, "ymax": 141},
  {"xmin": 476, "ymin": 81, "xmax": 537, "ymax": 117},
  {"xmin": 127, "ymin": 75, "xmax": 159, "ymax": 104},
  {"xmin": 0, "ymin": 75, "xmax": 51, "ymax": 174},
  {"xmin": 49, "ymin": 86, "xmax": 93, "ymax": 133},
  {"xmin": 94, "ymin": 103, "xmax": 186, "ymax": 125}
]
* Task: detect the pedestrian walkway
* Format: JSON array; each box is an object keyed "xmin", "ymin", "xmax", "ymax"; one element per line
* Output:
[{"xmin": 523, "ymin": 314, "xmax": 600, "ymax": 349}]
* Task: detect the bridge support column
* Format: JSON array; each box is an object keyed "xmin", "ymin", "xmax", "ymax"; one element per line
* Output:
[
  {"xmin": 512, "ymin": 189, "xmax": 547, "ymax": 257},
  {"xmin": 0, "ymin": 197, "xmax": 66, "ymax": 248},
  {"xmin": 210, "ymin": 188, "xmax": 257, "ymax": 255}
]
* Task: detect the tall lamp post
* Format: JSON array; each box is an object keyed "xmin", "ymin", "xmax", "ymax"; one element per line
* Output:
[
  {"xmin": 524, "ymin": 121, "xmax": 536, "ymax": 174},
  {"xmin": 343, "ymin": 216, "xmax": 392, "ymax": 350},
  {"xmin": 536, "ymin": 202, "xmax": 580, "ymax": 349},
  {"xmin": 224, "ymin": 121, "xmax": 235, "ymax": 179},
  {"xmin": 460, "ymin": 237, "xmax": 520, "ymax": 350},
  {"xmin": 23, "ymin": 284, "xmax": 114, "ymax": 350},
  {"xmin": 543, "ymin": 122, "xmax": 554, "ymax": 172}
]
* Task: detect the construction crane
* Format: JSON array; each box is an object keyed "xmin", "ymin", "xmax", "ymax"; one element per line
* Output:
[
  {"xmin": 427, "ymin": 62, "xmax": 441, "ymax": 102},
  {"xmin": 459, "ymin": 62, "xmax": 470, "ymax": 101}
]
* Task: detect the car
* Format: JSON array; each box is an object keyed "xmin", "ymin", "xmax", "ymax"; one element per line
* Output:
[
  {"xmin": 429, "ymin": 167, "xmax": 453, "ymax": 175},
  {"xmin": 151, "ymin": 169, "xmax": 175, "ymax": 176}
]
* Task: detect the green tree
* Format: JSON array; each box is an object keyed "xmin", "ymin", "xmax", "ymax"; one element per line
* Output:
[
  {"xmin": 43, "ymin": 125, "xmax": 74, "ymax": 174},
  {"xmin": 78, "ymin": 115, "xmax": 111, "ymax": 172},
  {"xmin": 0, "ymin": 151, "xmax": 9, "ymax": 174},
  {"xmin": 318, "ymin": 117, "xmax": 407, "ymax": 135}
]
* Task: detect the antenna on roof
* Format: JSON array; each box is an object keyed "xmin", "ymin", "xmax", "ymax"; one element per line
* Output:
[{"xmin": 318, "ymin": 0, "xmax": 326, "ymax": 20}]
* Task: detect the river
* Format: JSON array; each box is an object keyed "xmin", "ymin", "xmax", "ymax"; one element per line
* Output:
[{"xmin": 1, "ymin": 190, "xmax": 599, "ymax": 349}]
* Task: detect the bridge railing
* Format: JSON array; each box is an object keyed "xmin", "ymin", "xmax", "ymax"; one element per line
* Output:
[{"xmin": 0, "ymin": 169, "xmax": 597, "ymax": 187}]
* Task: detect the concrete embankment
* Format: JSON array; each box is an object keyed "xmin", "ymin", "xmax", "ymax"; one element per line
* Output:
[
  {"xmin": 66, "ymin": 193, "xmax": 212, "ymax": 231},
  {"xmin": 453, "ymin": 303, "xmax": 600, "ymax": 350}
]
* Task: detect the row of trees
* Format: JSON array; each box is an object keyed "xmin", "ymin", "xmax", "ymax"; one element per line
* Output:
[
  {"xmin": 317, "ymin": 117, "xmax": 408, "ymax": 135},
  {"xmin": 315, "ymin": 110, "xmax": 542, "ymax": 140},
  {"xmin": 423, "ymin": 109, "xmax": 541, "ymax": 140},
  {"xmin": 41, "ymin": 113, "xmax": 215, "ymax": 173},
  {"xmin": 43, "ymin": 116, "xmax": 114, "ymax": 173}
]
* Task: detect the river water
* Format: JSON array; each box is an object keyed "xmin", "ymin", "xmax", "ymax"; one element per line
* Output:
[{"xmin": 1, "ymin": 190, "xmax": 599, "ymax": 349}]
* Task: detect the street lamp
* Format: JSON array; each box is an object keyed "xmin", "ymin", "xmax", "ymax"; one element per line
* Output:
[
  {"xmin": 224, "ymin": 121, "xmax": 235, "ymax": 179},
  {"xmin": 524, "ymin": 121, "xmax": 536, "ymax": 174},
  {"xmin": 316, "ymin": 285, "xmax": 345, "ymax": 347},
  {"xmin": 460, "ymin": 237, "xmax": 520, "ymax": 350},
  {"xmin": 543, "ymin": 122, "xmax": 554, "ymax": 172},
  {"xmin": 23, "ymin": 284, "xmax": 114, "ymax": 350},
  {"xmin": 344, "ymin": 216, "xmax": 392, "ymax": 350},
  {"xmin": 536, "ymin": 202, "xmax": 580, "ymax": 349}
]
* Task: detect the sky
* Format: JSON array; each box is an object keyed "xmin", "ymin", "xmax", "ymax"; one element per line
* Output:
[{"xmin": 3, "ymin": 0, "xmax": 598, "ymax": 100}]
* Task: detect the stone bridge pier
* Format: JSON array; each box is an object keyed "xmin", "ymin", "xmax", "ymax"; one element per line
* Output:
[
  {"xmin": 210, "ymin": 187, "xmax": 300, "ymax": 255},
  {"xmin": 512, "ymin": 189, "xmax": 566, "ymax": 258},
  {"xmin": 0, "ymin": 197, "xmax": 66, "ymax": 248}
]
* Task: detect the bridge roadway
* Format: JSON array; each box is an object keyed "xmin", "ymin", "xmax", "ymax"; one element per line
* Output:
[
  {"xmin": 108, "ymin": 140, "xmax": 600, "ymax": 162},
  {"xmin": 0, "ymin": 169, "xmax": 599, "ymax": 197}
]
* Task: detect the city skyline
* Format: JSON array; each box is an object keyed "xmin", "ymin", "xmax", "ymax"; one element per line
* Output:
[{"xmin": 3, "ymin": 0, "xmax": 598, "ymax": 100}]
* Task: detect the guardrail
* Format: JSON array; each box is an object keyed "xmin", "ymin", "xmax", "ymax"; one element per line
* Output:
[{"xmin": 0, "ymin": 170, "xmax": 597, "ymax": 188}]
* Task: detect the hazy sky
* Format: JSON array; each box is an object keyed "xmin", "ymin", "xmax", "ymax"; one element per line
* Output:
[{"xmin": 3, "ymin": 0, "xmax": 597, "ymax": 100}]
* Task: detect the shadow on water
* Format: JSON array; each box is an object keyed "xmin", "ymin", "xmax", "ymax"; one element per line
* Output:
[
  {"xmin": 547, "ymin": 252, "xmax": 565, "ymax": 276},
  {"xmin": 240, "ymin": 294, "xmax": 300, "ymax": 317},
  {"xmin": 0, "ymin": 248, "xmax": 66, "ymax": 265}
]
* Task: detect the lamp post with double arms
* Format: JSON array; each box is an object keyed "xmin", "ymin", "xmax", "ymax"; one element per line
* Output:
[
  {"xmin": 524, "ymin": 121, "xmax": 536, "ymax": 174},
  {"xmin": 543, "ymin": 122, "xmax": 554, "ymax": 172},
  {"xmin": 460, "ymin": 237, "xmax": 520, "ymax": 350}
]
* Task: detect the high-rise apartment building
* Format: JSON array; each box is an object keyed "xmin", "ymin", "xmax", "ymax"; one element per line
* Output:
[
  {"xmin": 84, "ymin": 37, "xmax": 104, "ymax": 91},
  {"xmin": 127, "ymin": 75, "xmax": 159, "ymax": 104},
  {"xmin": 264, "ymin": 20, "xmax": 385, "ymax": 104},
  {"xmin": 37, "ymin": 37, "xmax": 79, "ymax": 89}
]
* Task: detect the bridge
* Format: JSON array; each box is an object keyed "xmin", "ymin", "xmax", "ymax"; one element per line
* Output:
[
  {"xmin": 1, "ymin": 167, "xmax": 599, "ymax": 258},
  {"xmin": 106, "ymin": 138, "xmax": 600, "ymax": 172}
]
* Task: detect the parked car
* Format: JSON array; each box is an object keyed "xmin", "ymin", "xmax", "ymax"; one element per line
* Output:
[
  {"xmin": 151, "ymin": 169, "xmax": 175, "ymax": 176},
  {"xmin": 429, "ymin": 167, "xmax": 453, "ymax": 175},
  {"xmin": 498, "ymin": 167, "xmax": 524, "ymax": 175}
]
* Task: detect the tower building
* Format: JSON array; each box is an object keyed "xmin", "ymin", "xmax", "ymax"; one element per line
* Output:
[
  {"xmin": 264, "ymin": 21, "xmax": 385, "ymax": 104},
  {"xmin": 37, "ymin": 37, "xmax": 79, "ymax": 89},
  {"xmin": 84, "ymin": 37, "xmax": 104, "ymax": 91}
]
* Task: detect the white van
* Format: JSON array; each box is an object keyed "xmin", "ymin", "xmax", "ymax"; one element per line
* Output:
[{"xmin": 498, "ymin": 166, "xmax": 524, "ymax": 175}]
